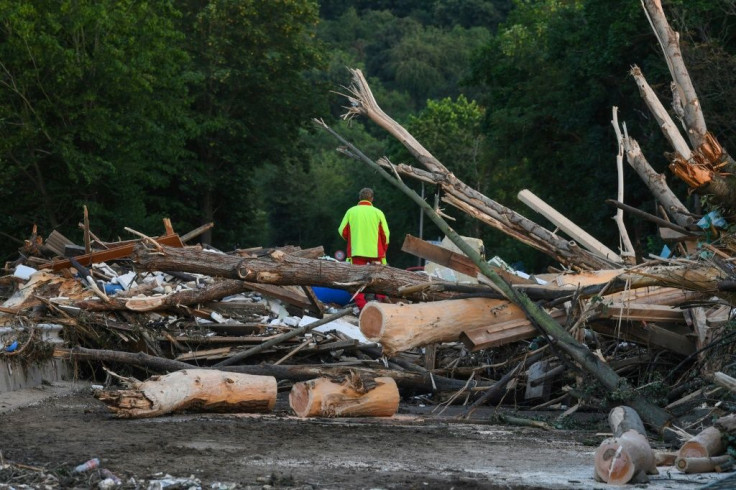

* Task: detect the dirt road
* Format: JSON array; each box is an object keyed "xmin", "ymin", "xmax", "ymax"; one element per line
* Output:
[{"xmin": 0, "ymin": 381, "xmax": 732, "ymax": 489}]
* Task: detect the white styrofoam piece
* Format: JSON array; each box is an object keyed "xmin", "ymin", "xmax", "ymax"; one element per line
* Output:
[{"xmin": 298, "ymin": 315, "xmax": 368, "ymax": 343}]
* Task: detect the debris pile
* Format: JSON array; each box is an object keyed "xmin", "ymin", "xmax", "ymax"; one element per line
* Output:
[{"xmin": 2, "ymin": 1, "xmax": 736, "ymax": 486}]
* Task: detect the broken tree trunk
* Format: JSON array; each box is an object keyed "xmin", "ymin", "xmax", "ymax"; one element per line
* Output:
[
  {"xmin": 632, "ymin": 67, "xmax": 736, "ymax": 213},
  {"xmin": 359, "ymin": 298, "xmax": 545, "ymax": 356},
  {"xmin": 289, "ymin": 374, "xmax": 399, "ymax": 418},
  {"xmin": 594, "ymin": 406, "xmax": 658, "ymax": 484},
  {"xmin": 677, "ymin": 426, "xmax": 726, "ymax": 459},
  {"xmin": 131, "ymin": 244, "xmax": 461, "ymax": 303},
  {"xmin": 95, "ymin": 369, "xmax": 277, "ymax": 418}
]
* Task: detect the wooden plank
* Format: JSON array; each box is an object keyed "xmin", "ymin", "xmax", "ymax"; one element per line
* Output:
[
  {"xmin": 518, "ymin": 189, "xmax": 622, "ymax": 263},
  {"xmin": 460, "ymin": 309, "xmax": 566, "ymax": 351},
  {"xmin": 176, "ymin": 347, "xmax": 232, "ymax": 361},
  {"xmin": 592, "ymin": 322, "xmax": 695, "ymax": 356},
  {"xmin": 597, "ymin": 303, "xmax": 685, "ymax": 323},
  {"xmin": 240, "ymin": 283, "xmax": 315, "ymax": 312},
  {"xmin": 401, "ymin": 234, "xmax": 534, "ymax": 285},
  {"xmin": 43, "ymin": 230, "xmax": 75, "ymax": 257},
  {"xmin": 46, "ymin": 234, "xmax": 184, "ymax": 271},
  {"xmin": 160, "ymin": 335, "xmax": 301, "ymax": 346}
]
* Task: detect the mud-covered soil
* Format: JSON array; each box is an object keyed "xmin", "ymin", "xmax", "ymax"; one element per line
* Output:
[{"xmin": 0, "ymin": 381, "xmax": 733, "ymax": 489}]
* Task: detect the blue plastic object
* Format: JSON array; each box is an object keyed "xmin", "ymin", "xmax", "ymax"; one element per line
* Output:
[
  {"xmin": 5, "ymin": 340, "xmax": 18, "ymax": 352},
  {"xmin": 104, "ymin": 283, "xmax": 125, "ymax": 295},
  {"xmin": 312, "ymin": 286, "xmax": 352, "ymax": 306}
]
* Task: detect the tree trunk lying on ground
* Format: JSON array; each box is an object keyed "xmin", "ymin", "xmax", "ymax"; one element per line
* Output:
[
  {"xmin": 289, "ymin": 374, "xmax": 399, "ymax": 418},
  {"xmin": 677, "ymin": 426, "xmax": 726, "ymax": 459},
  {"xmin": 594, "ymin": 406, "xmax": 658, "ymax": 485},
  {"xmin": 95, "ymin": 369, "xmax": 277, "ymax": 418},
  {"xmin": 675, "ymin": 455, "xmax": 733, "ymax": 474}
]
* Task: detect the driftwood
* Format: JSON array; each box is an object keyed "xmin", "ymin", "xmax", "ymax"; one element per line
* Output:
[
  {"xmin": 594, "ymin": 406, "xmax": 658, "ymax": 484},
  {"xmin": 289, "ymin": 374, "xmax": 399, "ymax": 418},
  {"xmin": 95, "ymin": 369, "xmax": 277, "ymax": 418}
]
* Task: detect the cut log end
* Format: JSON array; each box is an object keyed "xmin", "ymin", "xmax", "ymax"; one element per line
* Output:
[
  {"xmin": 359, "ymin": 304, "xmax": 384, "ymax": 339},
  {"xmin": 595, "ymin": 442, "xmax": 635, "ymax": 485},
  {"xmin": 288, "ymin": 381, "xmax": 313, "ymax": 418}
]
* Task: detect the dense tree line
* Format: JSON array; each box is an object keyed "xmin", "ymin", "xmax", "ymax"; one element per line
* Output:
[{"xmin": 1, "ymin": 1, "xmax": 734, "ymax": 272}]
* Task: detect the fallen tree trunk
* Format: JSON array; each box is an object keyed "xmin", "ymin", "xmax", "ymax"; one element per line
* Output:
[
  {"xmin": 58, "ymin": 347, "xmax": 476, "ymax": 394},
  {"xmin": 131, "ymin": 245, "xmax": 460, "ymax": 302},
  {"xmin": 95, "ymin": 369, "xmax": 277, "ymax": 418},
  {"xmin": 677, "ymin": 426, "xmax": 726, "ymax": 459},
  {"xmin": 675, "ymin": 455, "xmax": 732, "ymax": 474},
  {"xmin": 289, "ymin": 375, "xmax": 399, "ymax": 418},
  {"xmin": 359, "ymin": 298, "xmax": 544, "ymax": 356}
]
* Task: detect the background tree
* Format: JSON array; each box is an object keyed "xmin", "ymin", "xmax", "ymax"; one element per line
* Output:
[
  {"xmin": 0, "ymin": 0, "xmax": 191, "ymax": 259},
  {"xmin": 173, "ymin": 0, "xmax": 327, "ymax": 249}
]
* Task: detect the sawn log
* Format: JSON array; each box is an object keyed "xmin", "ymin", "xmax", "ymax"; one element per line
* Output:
[
  {"xmin": 95, "ymin": 369, "xmax": 277, "ymax": 418},
  {"xmin": 289, "ymin": 374, "xmax": 399, "ymax": 418}
]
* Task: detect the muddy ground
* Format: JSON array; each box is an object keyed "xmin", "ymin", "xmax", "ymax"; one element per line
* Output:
[{"xmin": 0, "ymin": 381, "xmax": 733, "ymax": 490}]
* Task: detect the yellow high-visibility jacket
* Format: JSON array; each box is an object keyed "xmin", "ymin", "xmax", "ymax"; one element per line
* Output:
[{"xmin": 338, "ymin": 200, "xmax": 389, "ymax": 263}]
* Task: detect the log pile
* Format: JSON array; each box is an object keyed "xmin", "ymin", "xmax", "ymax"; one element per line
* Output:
[{"xmin": 0, "ymin": 3, "xmax": 735, "ymax": 483}]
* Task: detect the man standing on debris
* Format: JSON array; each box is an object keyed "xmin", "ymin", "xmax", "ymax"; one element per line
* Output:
[{"xmin": 338, "ymin": 187, "xmax": 390, "ymax": 310}]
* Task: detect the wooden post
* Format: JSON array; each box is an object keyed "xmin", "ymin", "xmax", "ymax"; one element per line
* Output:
[{"xmin": 289, "ymin": 375, "xmax": 399, "ymax": 418}]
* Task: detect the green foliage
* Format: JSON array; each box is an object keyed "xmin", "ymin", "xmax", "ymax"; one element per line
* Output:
[
  {"xmin": 172, "ymin": 0, "xmax": 327, "ymax": 250},
  {"xmin": 468, "ymin": 0, "xmax": 681, "ymax": 269},
  {"xmin": 0, "ymin": 0, "xmax": 192, "ymax": 257}
]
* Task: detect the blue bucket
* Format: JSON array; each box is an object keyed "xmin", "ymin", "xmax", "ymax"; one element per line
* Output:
[{"xmin": 312, "ymin": 286, "xmax": 352, "ymax": 306}]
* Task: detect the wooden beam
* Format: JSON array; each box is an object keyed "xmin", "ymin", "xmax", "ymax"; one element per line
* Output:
[
  {"xmin": 401, "ymin": 234, "xmax": 533, "ymax": 285},
  {"xmin": 46, "ymin": 234, "xmax": 185, "ymax": 271},
  {"xmin": 592, "ymin": 322, "xmax": 695, "ymax": 357},
  {"xmin": 459, "ymin": 308, "xmax": 566, "ymax": 351},
  {"xmin": 518, "ymin": 189, "xmax": 622, "ymax": 263}
]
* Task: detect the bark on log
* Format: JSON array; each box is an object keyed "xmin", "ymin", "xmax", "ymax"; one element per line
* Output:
[
  {"xmin": 359, "ymin": 298, "xmax": 533, "ymax": 356},
  {"xmin": 131, "ymin": 244, "xmax": 461, "ymax": 302},
  {"xmin": 58, "ymin": 347, "xmax": 475, "ymax": 394},
  {"xmin": 609, "ymin": 405, "xmax": 648, "ymax": 438},
  {"xmin": 677, "ymin": 426, "xmax": 726, "ymax": 459},
  {"xmin": 641, "ymin": 0, "xmax": 707, "ymax": 149},
  {"xmin": 594, "ymin": 430, "xmax": 658, "ymax": 484},
  {"xmin": 95, "ymin": 369, "xmax": 277, "ymax": 418},
  {"xmin": 289, "ymin": 375, "xmax": 399, "ymax": 418}
]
